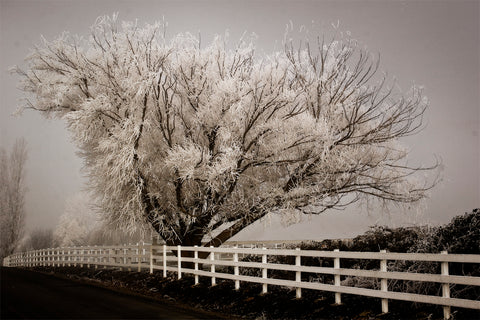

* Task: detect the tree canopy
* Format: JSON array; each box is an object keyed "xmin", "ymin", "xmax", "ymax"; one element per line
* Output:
[{"xmin": 15, "ymin": 15, "xmax": 437, "ymax": 247}]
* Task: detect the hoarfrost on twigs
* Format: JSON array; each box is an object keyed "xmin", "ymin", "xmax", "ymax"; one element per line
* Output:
[{"xmin": 14, "ymin": 15, "xmax": 439, "ymax": 245}]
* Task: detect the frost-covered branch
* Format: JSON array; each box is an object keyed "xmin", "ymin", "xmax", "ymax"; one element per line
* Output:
[{"xmin": 14, "ymin": 15, "xmax": 438, "ymax": 247}]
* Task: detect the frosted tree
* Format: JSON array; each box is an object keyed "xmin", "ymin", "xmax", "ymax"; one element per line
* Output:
[
  {"xmin": 0, "ymin": 138, "xmax": 28, "ymax": 260},
  {"xmin": 15, "ymin": 15, "xmax": 437, "ymax": 250},
  {"xmin": 18, "ymin": 228, "xmax": 56, "ymax": 251},
  {"xmin": 54, "ymin": 192, "xmax": 99, "ymax": 247}
]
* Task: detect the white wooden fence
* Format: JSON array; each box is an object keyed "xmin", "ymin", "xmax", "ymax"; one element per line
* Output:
[{"xmin": 3, "ymin": 242, "xmax": 480, "ymax": 320}]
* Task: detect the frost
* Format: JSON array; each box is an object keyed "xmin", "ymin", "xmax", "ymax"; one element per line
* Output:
[{"xmin": 13, "ymin": 15, "xmax": 438, "ymax": 245}]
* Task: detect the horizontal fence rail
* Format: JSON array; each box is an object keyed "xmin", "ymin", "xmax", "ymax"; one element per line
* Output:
[{"xmin": 3, "ymin": 241, "xmax": 479, "ymax": 320}]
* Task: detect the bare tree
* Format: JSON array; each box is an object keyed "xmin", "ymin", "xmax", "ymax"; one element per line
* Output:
[
  {"xmin": 14, "ymin": 15, "xmax": 437, "ymax": 252},
  {"xmin": 0, "ymin": 138, "xmax": 28, "ymax": 260}
]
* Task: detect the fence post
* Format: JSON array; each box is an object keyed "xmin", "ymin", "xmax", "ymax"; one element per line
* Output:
[
  {"xmin": 106, "ymin": 247, "xmax": 109, "ymax": 268},
  {"xmin": 441, "ymin": 251, "xmax": 451, "ymax": 320},
  {"xmin": 210, "ymin": 246, "xmax": 216, "ymax": 286},
  {"xmin": 111, "ymin": 247, "xmax": 115, "ymax": 269},
  {"xmin": 149, "ymin": 241, "xmax": 154, "ymax": 274},
  {"xmin": 262, "ymin": 247, "xmax": 268, "ymax": 294},
  {"xmin": 163, "ymin": 244, "xmax": 167, "ymax": 277},
  {"xmin": 79, "ymin": 247, "xmax": 83, "ymax": 268},
  {"xmin": 234, "ymin": 246, "xmax": 240, "ymax": 290},
  {"xmin": 334, "ymin": 249, "xmax": 342, "ymax": 305},
  {"xmin": 137, "ymin": 242, "xmax": 141, "ymax": 272},
  {"xmin": 194, "ymin": 246, "xmax": 199, "ymax": 285},
  {"xmin": 128, "ymin": 244, "xmax": 133, "ymax": 271},
  {"xmin": 296, "ymin": 248, "xmax": 302, "ymax": 299},
  {"xmin": 121, "ymin": 245, "xmax": 126, "ymax": 271},
  {"xmin": 177, "ymin": 245, "xmax": 182, "ymax": 279},
  {"xmin": 380, "ymin": 250, "xmax": 389, "ymax": 314}
]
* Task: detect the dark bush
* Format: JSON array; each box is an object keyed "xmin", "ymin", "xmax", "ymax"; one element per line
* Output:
[{"xmin": 240, "ymin": 209, "xmax": 480, "ymax": 300}]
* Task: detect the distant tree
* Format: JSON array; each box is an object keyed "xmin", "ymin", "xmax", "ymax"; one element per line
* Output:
[
  {"xmin": 14, "ymin": 15, "xmax": 438, "ymax": 251},
  {"xmin": 54, "ymin": 192, "xmax": 98, "ymax": 247},
  {"xmin": 0, "ymin": 138, "xmax": 28, "ymax": 260},
  {"xmin": 86, "ymin": 227, "xmax": 146, "ymax": 246},
  {"xmin": 18, "ymin": 228, "xmax": 56, "ymax": 251}
]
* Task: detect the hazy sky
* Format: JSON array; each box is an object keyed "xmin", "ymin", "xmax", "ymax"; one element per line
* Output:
[{"xmin": 1, "ymin": 0, "xmax": 478, "ymax": 240}]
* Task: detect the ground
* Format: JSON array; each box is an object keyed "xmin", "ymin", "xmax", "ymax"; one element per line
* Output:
[{"xmin": 17, "ymin": 266, "xmax": 479, "ymax": 319}]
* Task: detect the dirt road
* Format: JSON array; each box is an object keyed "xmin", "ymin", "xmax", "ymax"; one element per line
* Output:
[{"xmin": 1, "ymin": 267, "xmax": 224, "ymax": 319}]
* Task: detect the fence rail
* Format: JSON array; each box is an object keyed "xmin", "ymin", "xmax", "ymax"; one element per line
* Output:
[{"xmin": 3, "ymin": 242, "xmax": 479, "ymax": 320}]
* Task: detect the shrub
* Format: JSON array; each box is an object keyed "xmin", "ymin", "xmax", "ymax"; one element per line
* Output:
[{"xmin": 239, "ymin": 209, "xmax": 480, "ymax": 300}]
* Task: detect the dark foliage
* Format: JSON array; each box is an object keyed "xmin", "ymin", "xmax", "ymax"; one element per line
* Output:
[{"xmin": 240, "ymin": 209, "xmax": 480, "ymax": 301}]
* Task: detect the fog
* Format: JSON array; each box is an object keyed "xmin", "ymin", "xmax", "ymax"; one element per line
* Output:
[{"xmin": 0, "ymin": 0, "xmax": 478, "ymax": 240}]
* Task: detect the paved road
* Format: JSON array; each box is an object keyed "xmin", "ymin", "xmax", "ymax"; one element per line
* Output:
[{"xmin": 1, "ymin": 267, "xmax": 223, "ymax": 319}]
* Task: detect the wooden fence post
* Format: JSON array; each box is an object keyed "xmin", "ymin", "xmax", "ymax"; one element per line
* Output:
[
  {"xmin": 210, "ymin": 246, "xmax": 216, "ymax": 286},
  {"xmin": 106, "ymin": 247, "xmax": 109, "ymax": 268},
  {"xmin": 79, "ymin": 247, "xmax": 83, "ymax": 268},
  {"xmin": 234, "ymin": 246, "xmax": 240, "ymax": 290},
  {"xmin": 380, "ymin": 250, "xmax": 389, "ymax": 314},
  {"xmin": 296, "ymin": 248, "xmax": 302, "ymax": 299},
  {"xmin": 163, "ymin": 244, "xmax": 167, "ymax": 277},
  {"xmin": 122, "ymin": 245, "xmax": 126, "ymax": 271},
  {"xmin": 177, "ymin": 245, "xmax": 182, "ymax": 279},
  {"xmin": 441, "ymin": 251, "xmax": 451, "ymax": 320},
  {"xmin": 262, "ymin": 247, "xmax": 268, "ymax": 294},
  {"xmin": 149, "ymin": 241, "xmax": 154, "ymax": 274},
  {"xmin": 137, "ymin": 242, "xmax": 141, "ymax": 272},
  {"xmin": 73, "ymin": 249, "xmax": 77, "ymax": 267},
  {"xmin": 334, "ymin": 249, "xmax": 342, "ymax": 305},
  {"xmin": 127, "ymin": 244, "xmax": 133, "ymax": 271},
  {"xmin": 194, "ymin": 246, "xmax": 199, "ymax": 285},
  {"xmin": 96, "ymin": 247, "xmax": 99, "ymax": 269}
]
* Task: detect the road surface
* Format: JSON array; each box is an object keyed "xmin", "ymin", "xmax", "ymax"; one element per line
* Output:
[{"xmin": 1, "ymin": 267, "xmax": 224, "ymax": 319}]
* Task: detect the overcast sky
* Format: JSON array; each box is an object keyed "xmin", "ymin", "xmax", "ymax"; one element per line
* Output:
[{"xmin": 0, "ymin": 0, "xmax": 478, "ymax": 240}]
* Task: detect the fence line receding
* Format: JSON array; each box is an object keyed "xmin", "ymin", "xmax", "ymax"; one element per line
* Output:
[{"xmin": 3, "ymin": 241, "xmax": 480, "ymax": 320}]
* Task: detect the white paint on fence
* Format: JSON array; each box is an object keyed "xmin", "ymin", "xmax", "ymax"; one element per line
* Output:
[
  {"xmin": 380, "ymin": 249, "xmax": 388, "ymax": 314},
  {"xmin": 4, "ymin": 243, "xmax": 480, "ymax": 320}
]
